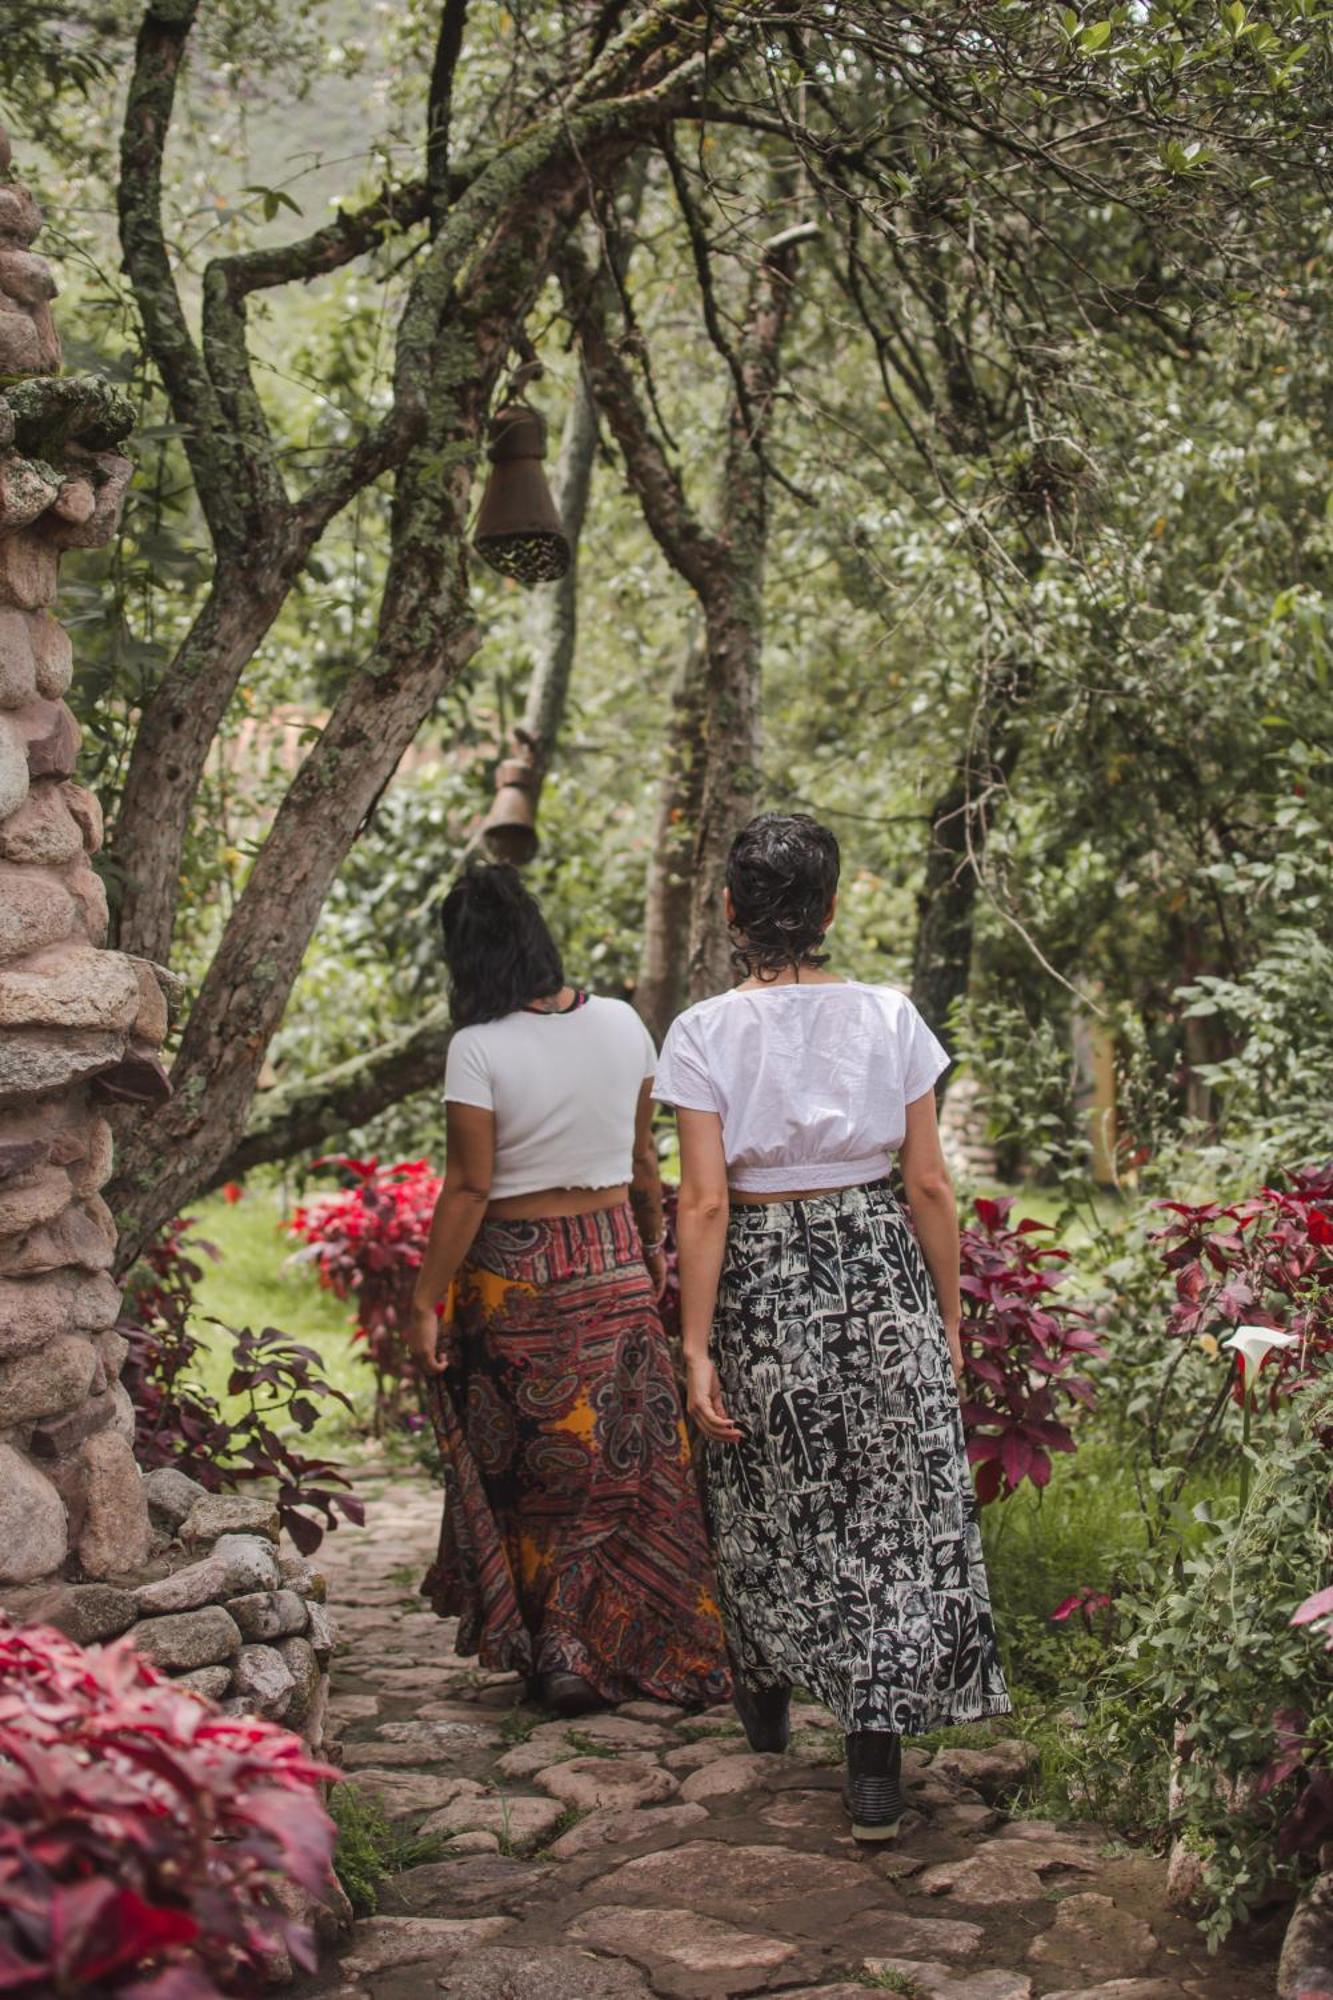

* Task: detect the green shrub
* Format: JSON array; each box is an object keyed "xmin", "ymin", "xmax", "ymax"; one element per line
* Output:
[{"xmin": 1071, "ymin": 1387, "xmax": 1333, "ymax": 1943}]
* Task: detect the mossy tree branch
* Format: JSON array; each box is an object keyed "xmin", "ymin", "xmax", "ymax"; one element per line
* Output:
[
  {"xmin": 211, "ymin": 1007, "xmax": 455, "ymax": 1187},
  {"xmin": 108, "ymin": 2, "xmax": 739, "ymax": 1265}
]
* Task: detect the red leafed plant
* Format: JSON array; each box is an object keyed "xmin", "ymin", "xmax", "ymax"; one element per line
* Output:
[
  {"xmin": 120, "ymin": 1216, "xmax": 363, "ymax": 1554},
  {"xmin": 959, "ymin": 1195, "xmax": 1103, "ymax": 1504},
  {"xmin": 0, "ymin": 1617, "xmax": 337, "ymax": 1997},
  {"xmin": 287, "ymin": 1158, "xmax": 441, "ymax": 1424},
  {"xmin": 1051, "ymin": 1585, "xmax": 1115, "ymax": 1637},
  {"xmin": 1151, "ymin": 1162, "xmax": 1333, "ymax": 1405},
  {"xmin": 1257, "ymin": 1706, "xmax": 1333, "ymax": 1864}
]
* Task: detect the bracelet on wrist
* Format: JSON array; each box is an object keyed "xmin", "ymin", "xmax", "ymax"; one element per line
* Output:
[{"xmin": 641, "ymin": 1235, "xmax": 666, "ymax": 1256}]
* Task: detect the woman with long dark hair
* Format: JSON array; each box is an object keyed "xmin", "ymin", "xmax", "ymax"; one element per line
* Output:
[
  {"xmin": 655, "ymin": 812, "xmax": 1009, "ymax": 1834},
  {"xmin": 410, "ymin": 863, "xmax": 729, "ymax": 1716}
]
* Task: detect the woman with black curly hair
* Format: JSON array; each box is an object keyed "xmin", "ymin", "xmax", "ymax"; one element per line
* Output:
[
  {"xmin": 410, "ymin": 863, "xmax": 729, "ymax": 1718},
  {"xmin": 655, "ymin": 812, "xmax": 1009, "ymax": 1836}
]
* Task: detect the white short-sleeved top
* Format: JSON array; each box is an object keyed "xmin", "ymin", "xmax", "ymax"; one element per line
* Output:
[
  {"xmin": 444, "ymin": 995, "xmax": 657, "ymax": 1200},
  {"xmin": 653, "ymin": 981, "xmax": 949, "ymax": 1194}
]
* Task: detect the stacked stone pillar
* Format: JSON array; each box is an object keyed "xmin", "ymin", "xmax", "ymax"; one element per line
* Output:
[{"xmin": 0, "ymin": 120, "xmax": 169, "ymax": 1591}]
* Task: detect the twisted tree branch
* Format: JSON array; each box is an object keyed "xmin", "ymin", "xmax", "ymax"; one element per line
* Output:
[
  {"xmin": 212, "ymin": 1009, "xmax": 454, "ymax": 1186},
  {"xmin": 559, "ymin": 235, "xmax": 718, "ymax": 594}
]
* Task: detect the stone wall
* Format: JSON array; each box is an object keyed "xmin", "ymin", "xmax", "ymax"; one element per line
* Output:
[
  {"xmin": 0, "ymin": 119, "xmax": 170, "ymax": 1594},
  {"xmin": 10, "ymin": 1475, "xmax": 335, "ymax": 1747},
  {"xmin": 0, "ymin": 120, "xmax": 340, "ymax": 1780}
]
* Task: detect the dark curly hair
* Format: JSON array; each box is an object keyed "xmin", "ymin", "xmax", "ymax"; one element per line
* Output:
[
  {"xmin": 439, "ymin": 862, "xmax": 564, "ymax": 1026},
  {"xmin": 726, "ymin": 812, "xmax": 841, "ymax": 981}
]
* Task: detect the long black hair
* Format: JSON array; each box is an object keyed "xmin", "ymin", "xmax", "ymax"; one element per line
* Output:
[
  {"xmin": 439, "ymin": 863, "xmax": 564, "ymax": 1025},
  {"xmin": 727, "ymin": 811, "xmax": 841, "ymax": 981}
]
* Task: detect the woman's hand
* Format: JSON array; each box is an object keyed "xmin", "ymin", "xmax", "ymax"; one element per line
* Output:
[
  {"xmin": 686, "ymin": 1356, "xmax": 742, "ymax": 1445},
  {"xmin": 409, "ymin": 1300, "xmax": 450, "ymax": 1376},
  {"xmin": 644, "ymin": 1247, "xmax": 668, "ymax": 1302},
  {"xmin": 942, "ymin": 1311, "xmax": 965, "ymax": 1390}
]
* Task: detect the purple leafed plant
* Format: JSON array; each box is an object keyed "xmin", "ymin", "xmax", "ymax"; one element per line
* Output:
[
  {"xmin": 958, "ymin": 1196, "xmax": 1103, "ymax": 1503},
  {"xmin": 120, "ymin": 1215, "xmax": 363, "ymax": 1554},
  {"xmin": 0, "ymin": 1617, "xmax": 337, "ymax": 1997}
]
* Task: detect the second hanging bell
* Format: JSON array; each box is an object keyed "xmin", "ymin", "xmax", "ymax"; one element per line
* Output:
[{"xmin": 473, "ymin": 402, "xmax": 571, "ymax": 587}]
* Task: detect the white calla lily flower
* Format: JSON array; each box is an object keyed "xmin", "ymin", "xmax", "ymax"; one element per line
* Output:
[{"xmin": 1222, "ymin": 1324, "xmax": 1301, "ymax": 1375}]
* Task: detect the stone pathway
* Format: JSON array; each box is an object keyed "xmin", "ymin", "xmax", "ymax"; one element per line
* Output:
[{"xmin": 302, "ymin": 1471, "xmax": 1280, "ymax": 2000}]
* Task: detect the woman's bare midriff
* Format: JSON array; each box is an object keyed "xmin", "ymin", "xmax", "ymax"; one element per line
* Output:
[
  {"xmin": 729, "ymin": 1186, "xmax": 850, "ymax": 1205},
  {"xmin": 486, "ymin": 1183, "xmax": 629, "ymax": 1221}
]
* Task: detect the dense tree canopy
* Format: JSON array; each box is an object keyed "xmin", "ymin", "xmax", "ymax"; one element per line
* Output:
[{"xmin": 2, "ymin": 0, "xmax": 1329, "ymax": 1254}]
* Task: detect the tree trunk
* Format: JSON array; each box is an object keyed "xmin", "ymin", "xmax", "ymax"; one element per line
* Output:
[
  {"xmin": 566, "ymin": 213, "xmax": 807, "ymax": 1006},
  {"xmin": 520, "ymin": 163, "xmax": 645, "ymax": 794},
  {"xmin": 110, "ymin": 563, "xmax": 295, "ymax": 964},
  {"xmin": 687, "ymin": 580, "xmax": 764, "ymax": 999},
  {"xmin": 636, "ymin": 624, "xmax": 706, "ymax": 1039},
  {"xmin": 108, "ymin": 142, "xmax": 623, "ymax": 1269},
  {"xmin": 683, "ymin": 226, "xmax": 807, "ymax": 1000},
  {"xmin": 521, "ymin": 363, "xmax": 598, "ymax": 782},
  {"xmin": 909, "ymin": 655, "xmax": 1033, "ymax": 1046},
  {"xmin": 910, "ymin": 771, "xmax": 981, "ymax": 1040}
]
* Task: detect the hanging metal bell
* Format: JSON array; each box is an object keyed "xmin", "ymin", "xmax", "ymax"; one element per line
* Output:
[
  {"xmin": 481, "ymin": 734, "xmax": 540, "ymax": 865},
  {"xmin": 473, "ymin": 402, "xmax": 571, "ymax": 587}
]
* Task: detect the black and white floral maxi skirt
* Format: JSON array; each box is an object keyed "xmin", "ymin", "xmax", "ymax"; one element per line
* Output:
[{"xmin": 705, "ymin": 1180, "xmax": 1011, "ymax": 1736}]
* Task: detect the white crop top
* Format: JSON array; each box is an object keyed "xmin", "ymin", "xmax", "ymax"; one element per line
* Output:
[
  {"xmin": 653, "ymin": 981, "xmax": 949, "ymax": 1194},
  {"xmin": 444, "ymin": 995, "xmax": 658, "ymax": 1200}
]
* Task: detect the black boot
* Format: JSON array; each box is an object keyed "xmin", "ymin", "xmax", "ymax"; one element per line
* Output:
[
  {"xmin": 539, "ymin": 1671, "xmax": 604, "ymax": 1718},
  {"xmin": 845, "ymin": 1730, "xmax": 906, "ymax": 1840},
  {"xmin": 732, "ymin": 1679, "xmax": 791, "ymax": 1754}
]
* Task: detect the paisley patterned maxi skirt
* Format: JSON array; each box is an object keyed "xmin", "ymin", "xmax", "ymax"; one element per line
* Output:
[
  {"xmin": 422, "ymin": 1203, "xmax": 731, "ymax": 1709},
  {"xmin": 706, "ymin": 1180, "xmax": 1010, "ymax": 1735}
]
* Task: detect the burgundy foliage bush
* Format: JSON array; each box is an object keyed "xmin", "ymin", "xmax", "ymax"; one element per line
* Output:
[
  {"xmin": 287, "ymin": 1157, "xmax": 441, "ymax": 1420},
  {"xmin": 0, "ymin": 1617, "xmax": 336, "ymax": 1998},
  {"xmin": 120, "ymin": 1216, "xmax": 363, "ymax": 1554},
  {"xmin": 958, "ymin": 1195, "xmax": 1103, "ymax": 1503},
  {"xmin": 1152, "ymin": 1162, "xmax": 1333, "ymax": 1404}
]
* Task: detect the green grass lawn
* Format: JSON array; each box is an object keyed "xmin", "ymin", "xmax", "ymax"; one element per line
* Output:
[{"xmin": 184, "ymin": 1189, "xmax": 374, "ymax": 1439}]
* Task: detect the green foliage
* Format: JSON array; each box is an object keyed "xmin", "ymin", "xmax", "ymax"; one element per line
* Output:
[
  {"xmin": 951, "ymin": 1004, "xmax": 1085, "ymax": 1186},
  {"xmin": 981, "ymin": 1438, "xmax": 1146, "ymax": 1699},
  {"xmin": 186, "ymin": 1191, "xmax": 367, "ymax": 1440},
  {"xmin": 0, "ymin": 4, "xmax": 116, "ymax": 154},
  {"xmin": 1177, "ymin": 804, "xmax": 1333, "ymax": 1164},
  {"xmin": 1072, "ymin": 1391, "xmax": 1333, "ymax": 1943},
  {"xmin": 328, "ymin": 1782, "xmax": 448, "ymax": 1916}
]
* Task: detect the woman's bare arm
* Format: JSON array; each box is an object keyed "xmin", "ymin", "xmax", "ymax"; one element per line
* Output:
[
  {"xmin": 629, "ymin": 1080, "xmax": 668, "ymax": 1298},
  {"xmin": 409, "ymin": 1102, "xmax": 494, "ymax": 1374},
  {"xmin": 898, "ymin": 1087, "xmax": 963, "ymax": 1384},
  {"xmin": 676, "ymin": 1107, "xmax": 741, "ymax": 1443}
]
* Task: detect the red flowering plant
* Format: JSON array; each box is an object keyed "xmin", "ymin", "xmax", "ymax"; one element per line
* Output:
[
  {"xmin": 287, "ymin": 1157, "xmax": 442, "ymax": 1425},
  {"xmin": 1151, "ymin": 1161, "xmax": 1333, "ymax": 1414},
  {"xmin": 958, "ymin": 1196, "xmax": 1103, "ymax": 1503},
  {"xmin": 0, "ymin": 1616, "xmax": 337, "ymax": 1997},
  {"xmin": 120, "ymin": 1217, "xmax": 363, "ymax": 1555}
]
